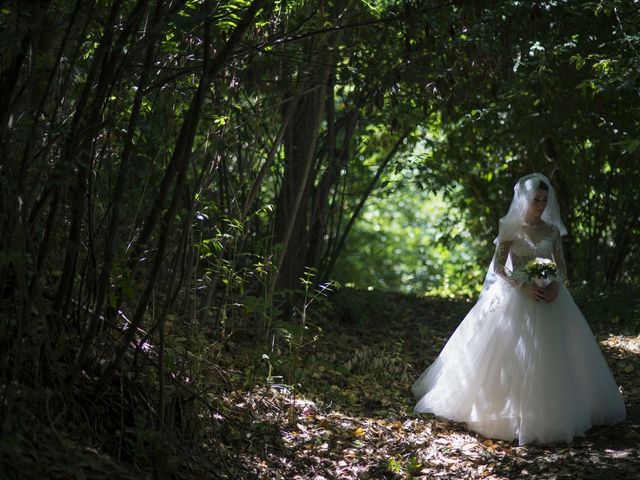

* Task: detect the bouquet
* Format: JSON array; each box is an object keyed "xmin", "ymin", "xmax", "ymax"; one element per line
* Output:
[{"xmin": 523, "ymin": 258, "xmax": 558, "ymax": 288}]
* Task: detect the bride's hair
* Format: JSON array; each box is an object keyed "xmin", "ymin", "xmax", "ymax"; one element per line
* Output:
[{"xmin": 523, "ymin": 177, "xmax": 549, "ymax": 195}]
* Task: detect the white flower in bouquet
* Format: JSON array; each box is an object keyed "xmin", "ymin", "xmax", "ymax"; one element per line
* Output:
[{"xmin": 523, "ymin": 257, "xmax": 558, "ymax": 288}]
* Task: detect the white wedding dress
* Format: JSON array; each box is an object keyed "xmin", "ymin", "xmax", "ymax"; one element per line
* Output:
[{"xmin": 412, "ymin": 222, "xmax": 626, "ymax": 445}]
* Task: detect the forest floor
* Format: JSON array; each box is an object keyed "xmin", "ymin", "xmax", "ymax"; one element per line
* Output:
[
  {"xmin": 210, "ymin": 288, "xmax": 640, "ymax": 480},
  {"xmin": 2, "ymin": 287, "xmax": 639, "ymax": 479}
]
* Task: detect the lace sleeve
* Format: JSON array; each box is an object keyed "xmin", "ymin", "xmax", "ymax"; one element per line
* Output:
[
  {"xmin": 493, "ymin": 241, "xmax": 522, "ymax": 288},
  {"xmin": 552, "ymin": 229, "xmax": 568, "ymax": 282}
]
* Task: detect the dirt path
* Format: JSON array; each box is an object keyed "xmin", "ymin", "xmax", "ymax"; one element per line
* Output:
[{"xmin": 214, "ymin": 289, "xmax": 640, "ymax": 479}]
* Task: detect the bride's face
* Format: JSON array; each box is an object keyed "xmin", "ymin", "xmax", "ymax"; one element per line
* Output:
[{"xmin": 527, "ymin": 189, "xmax": 548, "ymax": 219}]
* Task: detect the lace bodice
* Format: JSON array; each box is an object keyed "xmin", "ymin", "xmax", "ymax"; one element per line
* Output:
[{"xmin": 494, "ymin": 222, "xmax": 567, "ymax": 288}]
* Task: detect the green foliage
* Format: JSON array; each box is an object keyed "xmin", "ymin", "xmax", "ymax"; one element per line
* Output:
[
  {"xmin": 399, "ymin": 0, "xmax": 640, "ymax": 287},
  {"xmin": 334, "ymin": 177, "xmax": 485, "ymax": 297}
]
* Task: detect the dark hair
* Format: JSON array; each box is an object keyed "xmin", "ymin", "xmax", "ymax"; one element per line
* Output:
[{"xmin": 538, "ymin": 180, "xmax": 549, "ymax": 191}]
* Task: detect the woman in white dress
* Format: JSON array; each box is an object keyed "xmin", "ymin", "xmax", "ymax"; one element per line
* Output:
[{"xmin": 412, "ymin": 172, "xmax": 626, "ymax": 445}]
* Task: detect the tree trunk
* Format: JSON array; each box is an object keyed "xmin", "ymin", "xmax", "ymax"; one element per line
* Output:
[{"xmin": 271, "ymin": 34, "xmax": 337, "ymax": 292}]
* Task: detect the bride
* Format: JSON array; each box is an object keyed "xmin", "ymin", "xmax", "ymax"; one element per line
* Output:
[{"xmin": 412, "ymin": 172, "xmax": 626, "ymax": 445}]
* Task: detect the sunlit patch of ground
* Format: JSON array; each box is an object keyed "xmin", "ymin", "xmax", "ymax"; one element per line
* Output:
[
  {"xmin": 600, "ymin": 332, "xmax": 640, "ymax": 431},
  {"xmin": 602, "ymin": 334, "xmax": 640, "ymax": 356}
]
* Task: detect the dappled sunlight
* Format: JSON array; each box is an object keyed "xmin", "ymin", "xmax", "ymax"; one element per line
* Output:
[{"xmin": 601, "ymin": 333, "xmax": 640, "ymax": 356}]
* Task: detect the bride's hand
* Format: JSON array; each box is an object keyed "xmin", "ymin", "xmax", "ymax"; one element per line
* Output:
[
  {"xmin": 542, "ymin": 281, "xmax": 559, "ymax": 303},
  {"xmin": 520, "ymin": 283, "xmax": 546, "ymax": 301}
]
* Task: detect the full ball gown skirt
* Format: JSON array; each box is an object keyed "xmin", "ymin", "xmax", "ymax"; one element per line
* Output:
[{"xmin": 412, "ymin": 282, "xmax": 626, "ymax": 445}]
